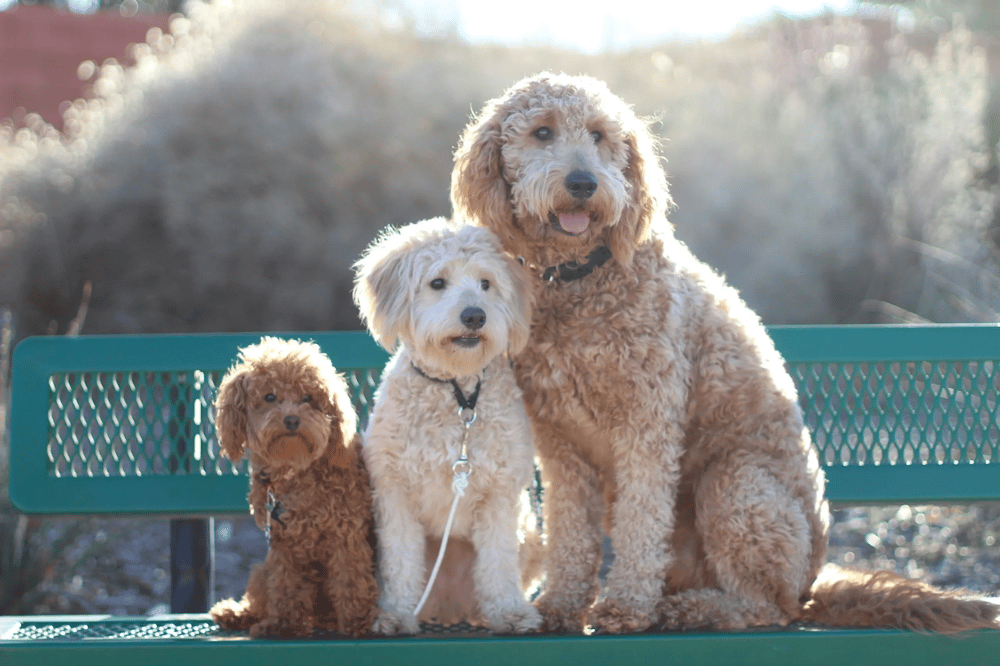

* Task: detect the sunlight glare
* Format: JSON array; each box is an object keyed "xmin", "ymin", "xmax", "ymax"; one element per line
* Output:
[{"xmin": 451, "ymin": 0, "xmax": 857, "ymax": 51}]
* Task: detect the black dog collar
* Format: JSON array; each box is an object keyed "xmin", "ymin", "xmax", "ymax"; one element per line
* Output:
[
  {"xmin": 540, "ymin": 245, "xmax": 613, "ymax": 283},
  {"xmin": 412, "ymin": 364, "xmax": 482, "ymax": 411}
]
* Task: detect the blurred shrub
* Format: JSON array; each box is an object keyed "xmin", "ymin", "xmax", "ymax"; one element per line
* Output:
[{"xmin": 1, "ymin": 2, "xmax": 998, "ymax": 338}]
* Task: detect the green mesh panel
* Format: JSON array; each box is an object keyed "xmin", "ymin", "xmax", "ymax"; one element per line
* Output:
[
  {"xmin": 346, "ymin": 367, "xmax": 381, "ymax": 429},
  {"xmin": 790, "ymin": 360, "xmax": 999, "ymax": 467},
  {"xmin": 43, "ymin": 360, "xmax": 1000, "ymax": 479},
  {"xmin": 46, "ymin": 368, "xmax": 380, "ymax": 479},
  {"xmin": 14, "ymin": 328, "xmax": 1000, "ymax": 514}
]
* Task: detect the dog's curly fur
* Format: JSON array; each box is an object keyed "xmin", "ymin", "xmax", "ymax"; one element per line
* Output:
[
  {"xmin": 354, "ymin": 218, "xmax": 543, "ymax": 635},
  {"xmin": 209, "ymin": 337, "xmax": 378, "ymax": 637},
  {"xmin": 451, "ymin": 72, "xmax": 1000, "ymax": 634}
]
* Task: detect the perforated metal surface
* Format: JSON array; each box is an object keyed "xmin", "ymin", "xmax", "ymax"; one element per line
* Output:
[
  {"xmin": 4, "ymin": 620, "xmax": 1000, "ymax": 666},
  {"xmin": 12, "ymin": 327, "xmax": 1000, "ymax": 513},
  {"xmin": 791, "ymin": 360, "xmax": 999, "ymax": 466},
  {"xmin": 3, "ymin": 619, "xmax": 222, "ymax": 642},
  {"xmin": 0, "ymin": 618, "xmax": 488, "ymax": 642},
  {"xmin": 45, "ymin": 368, "xmax": 380, "ymax": 479},
  {"xmin": 44, "ymin": 360, "xmax": 998, "ymax": 480}
]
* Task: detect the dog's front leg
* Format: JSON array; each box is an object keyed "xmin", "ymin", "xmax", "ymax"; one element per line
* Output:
[
  {"xmin": 587, "ymin": 420, "xmax": 685, "ymax": 633},
  {"xmin": 531, "ymin": 425, "xmax": 604, "ymax": 633},
  {"xmin": 372, "ymin": 483, "xmax": 426, "ymax": 635},
  {"xmin": 323, "ymin": 513, "xmax": 380, "ymax": 637},
  {"xmin": 248, "ymin": 548, "xmax": 316, "ymax": 637},
  {"xmin": 471, "ymin": 490, "xmax": 543, "ymax": 634}
]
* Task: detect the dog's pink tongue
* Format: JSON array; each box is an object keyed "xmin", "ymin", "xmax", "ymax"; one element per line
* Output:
[{"xmin": 558, "ymin": 212, "xmax": 590, "ymax": 235}]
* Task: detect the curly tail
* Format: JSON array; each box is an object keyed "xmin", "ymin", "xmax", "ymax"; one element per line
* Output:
[{"xmin": 802, "ymin": 565, "xmax": 1000, "ymax": 633}]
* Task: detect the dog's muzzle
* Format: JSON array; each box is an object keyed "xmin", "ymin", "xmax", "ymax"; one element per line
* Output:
[{"xmin": 452, "ymin": 307, "xmax": 485, "ymax": 348}]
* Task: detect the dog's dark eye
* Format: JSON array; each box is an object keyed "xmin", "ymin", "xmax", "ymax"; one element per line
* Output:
[
  {"xmin": 430, "ymin": 278, "xmax": 445, "ymax": 290},
  {"xmin": 264, "ymin": 393, "xmax": 277, "ymax": 403},
  {"xmin": 480, "ymin": 279, "xmax": 490, "ymax": 291},
  {"xmin": 302, "ymin": 395, "xmax": 312, "ymax": 404},
  {"xmin": 533, "ymin": 126, "xmax": 552, "ymax": 141},
  {"xmin": 591, "ymin": 130, "xmax": 603, "ymax": 143}
]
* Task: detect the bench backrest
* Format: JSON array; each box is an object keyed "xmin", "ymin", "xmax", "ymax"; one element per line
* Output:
[{"xmin": 9, "ymin": 325, "xmax": 1000, "ymax": 515}]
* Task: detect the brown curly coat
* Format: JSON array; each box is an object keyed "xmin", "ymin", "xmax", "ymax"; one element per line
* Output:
[
  {"xmin": 209, "ymin": 337, "xmax": 378, "ymax": 637},
  {"xmin": 451, "ymin": 72, "xmax": 1000, "ymax": 634}
]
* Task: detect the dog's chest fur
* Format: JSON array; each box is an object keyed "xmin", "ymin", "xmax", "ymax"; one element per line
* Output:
[
  {"xmin": 515, "ymin": 234, "xmax": 822, "ymax": 523},
  {"xmin": 513, "ymin": 235, "xmax": 799, "ymax": 471},
  {"xmin": 365, "ymin": 352, "xmax": 535, "ymax": 539},
  {"xmin": 252, "ymin": 455, "xmax": 368, "ymax": 557},
  {"xmin": 514, "ymin": 241, "xmax": 689, "ymax": 465}
]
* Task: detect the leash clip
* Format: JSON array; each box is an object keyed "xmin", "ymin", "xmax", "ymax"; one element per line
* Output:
[
  {"xmin": 264, "ymin": 487, "xmax": 276, "ymax": 543},
  {"xmin": 459, "ymin": 405, "xmax": 476, "ymax": 427},
  {"xmin": 452, "ymin": 455, "xmax": 472, "ymax": 477},
  {"xmin": 264, "ymin": 486, "xmax": 285, "ymax": 544}
]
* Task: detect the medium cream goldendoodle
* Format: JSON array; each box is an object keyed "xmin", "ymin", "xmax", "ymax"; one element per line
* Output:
[
  {"xmin": 353, "ymin": 218, "xmax": 542, "ymax": 635},
  {"xmin": 451, "ymin": 72, "xmax": 1000, "ymax": 634}
]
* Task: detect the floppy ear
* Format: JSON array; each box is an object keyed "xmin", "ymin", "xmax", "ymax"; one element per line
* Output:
[
  {"xmin": 321, "ymin": 398, "xmax": 351, "ymax": 470},
  {"xmin": 606, "ymin": 116, "xmax": 671, "ymax": 265},
  {"xmin": 318, "ymin": 368, "xmax": 356, "ymax": 470},
  {"xmin": 353, "ymin": 230, "xmax": 412, "ymax": 352},
  {"xmin": 214, "ymin": 365, "xmax": 251, "ymax": 462},
  {"xmin": 504, "ymin": 252, "xmax": 535, "ymax": 356},
  {"xmin": 451, "ymin": 103, "xmax": 518, "ymax": 244}
]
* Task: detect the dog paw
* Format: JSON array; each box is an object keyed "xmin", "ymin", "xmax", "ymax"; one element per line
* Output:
[
  {"xmin": 533, "ymin": 594, "xmax": 587, "ymax": 633},
  {"xmin": 209, "ymin": 598, "xmax": 257, "ymax": 631},
  {"xmin": 374, "ymin": 609, "xmax": 419, "ymax": 635},
  {"xmin": 586, "ymin": 598, "xmax": 654, "ymax": 634},
  {"xmin": 486, "ymin": 602, "xmax": 543, "ymax": 634}
]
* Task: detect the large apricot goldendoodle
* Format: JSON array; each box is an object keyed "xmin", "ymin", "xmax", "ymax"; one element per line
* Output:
[{"xmin": 451, "ymin": 71, "xmax": 1000, "ymax": 634}]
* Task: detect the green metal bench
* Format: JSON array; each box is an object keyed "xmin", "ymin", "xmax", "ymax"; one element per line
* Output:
[{"xmin": 2, "ymin": 325, "xmax": 999, "ymax": 665}]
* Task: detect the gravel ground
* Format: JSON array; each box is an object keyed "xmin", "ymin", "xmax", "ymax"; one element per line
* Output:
[
  {"xmin": 10, "ymin": 515, "xmax": 265, "ymax": 615},
  {"xmin": 8, "ymin": 503, "xmax": 999, "ymax": 616}
]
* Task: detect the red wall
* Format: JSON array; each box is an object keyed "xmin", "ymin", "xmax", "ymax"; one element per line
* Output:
[{"xmin": 0, "ymin": 5, "xmax": 170, "ymax": 129}]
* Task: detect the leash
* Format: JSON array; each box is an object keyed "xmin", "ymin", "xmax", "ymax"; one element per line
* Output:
[
  {"xmin": 257, "ymin": 470, "xmax": 287, "ymax": 545},
  {"xmin": 411, "ymin": 364, "xmax": 481, "ymax": 618}
]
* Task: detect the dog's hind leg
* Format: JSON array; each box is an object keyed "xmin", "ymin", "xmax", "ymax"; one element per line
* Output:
[
  {"xmin": 685, "ymin": 459, "xmax": 813, "ymax": 629},
  {"xmin": 657, "ymin": 588, "xmax": 788, "ymax": 630},
  {"xmin": 209, "ymin": 597, "xmax": 259, "ymax": 631},
  {"xmin": 210, "ymin": 561, "xmax": 267, "ymax": 631}
]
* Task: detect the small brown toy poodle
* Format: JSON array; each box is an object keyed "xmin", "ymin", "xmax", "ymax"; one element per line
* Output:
[{"xmin": 209, "ymin": 337, "xmax": 378, "ymax": 638}]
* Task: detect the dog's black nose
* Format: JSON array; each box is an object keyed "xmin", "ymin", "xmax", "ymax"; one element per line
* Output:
[
  {"xmin": 461, "ymin": 306, "xmax": 486, "ymax": 330},
  {"xmin": 564, "ymin": 170, "xmax": 598, "ymax": 199},
  {"xmin": 284, "ymin": 415, "xmax": 300, "ymax": 432}
]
